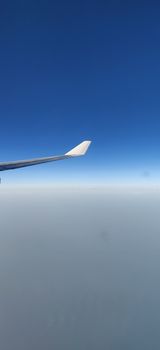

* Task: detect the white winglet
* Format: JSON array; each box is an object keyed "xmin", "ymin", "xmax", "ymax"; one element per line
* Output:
[{"xmin": 65, "ymin": 140, "xmax": 92, "ymax": 156}]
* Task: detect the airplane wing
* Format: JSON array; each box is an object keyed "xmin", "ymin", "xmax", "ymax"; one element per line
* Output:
[{"xmin": 0, "ymin": 140, "xmax": 91, "ymax": 171}]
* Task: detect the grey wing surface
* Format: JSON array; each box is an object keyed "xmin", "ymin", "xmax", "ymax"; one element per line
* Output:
[{"xmin": 0, "ymin": 141, "xmax": 91, "ymax": 171}]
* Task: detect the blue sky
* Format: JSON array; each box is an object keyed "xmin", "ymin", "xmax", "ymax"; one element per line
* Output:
[{"xmin": 0, "ymin": 0, "xmax": 160, "ymax": 184}]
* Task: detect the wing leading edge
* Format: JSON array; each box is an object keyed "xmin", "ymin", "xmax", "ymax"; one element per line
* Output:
[{"xmin": 0, "ymin": 140, "xmax": 92, "ymax": 171}]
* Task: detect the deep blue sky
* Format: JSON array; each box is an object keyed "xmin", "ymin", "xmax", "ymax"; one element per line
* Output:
[{"xmin": 0, "ymin": 0, "xmax": 160, "ymax": 184}]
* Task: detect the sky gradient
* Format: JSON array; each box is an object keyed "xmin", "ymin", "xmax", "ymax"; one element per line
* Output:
[{"xmin": 0, "ymin": 0, "xmax": 160, "ymax": 184}]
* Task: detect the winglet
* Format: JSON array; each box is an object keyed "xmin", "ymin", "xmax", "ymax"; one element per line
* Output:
[{"xmin": 65, "ymin": 140, "xmax": 92, "ymax": 156}]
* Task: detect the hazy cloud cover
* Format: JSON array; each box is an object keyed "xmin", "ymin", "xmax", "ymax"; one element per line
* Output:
[{"xmin": 0, "ymin": 186, "xmax": 160, "ymax": 349}]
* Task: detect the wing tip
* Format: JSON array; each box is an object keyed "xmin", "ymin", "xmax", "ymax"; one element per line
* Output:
[{"xmin": 65, "ymin": 140, "xmax": 92, "ymax": 156}]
